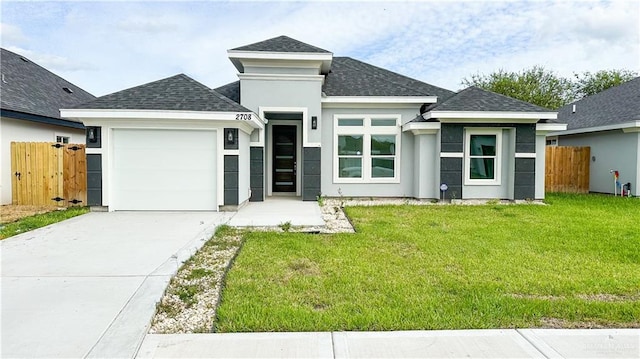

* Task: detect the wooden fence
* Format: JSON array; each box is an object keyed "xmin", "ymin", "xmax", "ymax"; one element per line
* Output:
[
  {"xmin": 545, "ymin": 146, "xmax": 590, "ymax": 193},
  {"xmin": 10, "ymin": 142, "xmax": 87, "ymax": 206}
]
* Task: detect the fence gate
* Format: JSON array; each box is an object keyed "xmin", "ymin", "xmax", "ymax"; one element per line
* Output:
[
  {"xmin": 545, "ymin": 146, "xmax": 590, "ymax": 193},
  {"xmin": 10, "ymin": 142, "xmax": 87, "ymax": 206}
]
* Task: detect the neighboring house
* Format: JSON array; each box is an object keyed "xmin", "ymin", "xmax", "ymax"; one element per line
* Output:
[
  {"xmin": 550, "ymin": 77, "xmax": 640, "ymax": 196},
  {"xmin": 61, "ymin": 36, "xmax": 565, "ymax": 211},
  {"xmin": 1, "ymin": 48, "xmax": 96, "ymax": 205}
]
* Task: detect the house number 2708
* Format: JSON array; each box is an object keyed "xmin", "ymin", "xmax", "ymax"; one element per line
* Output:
[{"xmin": 236, "ymin": 114, "xmax": 252, "ymax": 121}]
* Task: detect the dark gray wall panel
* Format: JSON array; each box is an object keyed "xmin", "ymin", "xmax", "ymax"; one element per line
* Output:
[
  {"xmin": 514, "ymin": 158, "xmax": 535, "ymax": 199},
  {"xmin": 86, "ymin": 154, "xmax": 102, "ymax": 206},
  {"xmin": 224, "ymin": 155, "xmax": 239, "ymax": 205},
  {"xmin": 303, "ymin": 147, "xmax": 321, "ymax": 201},
  {"xmin": 440, "ymin": 157, "xmax": 462, "ymax": 200},
  {"xmin": 515, "ymin": 124, "xmax": 536, "ymax": 153},
  {"xmin": 249, "ymin": 147, "xmax": 264, "ymax": 202},
  {"xmin": 441, "ymin": 124, "xmax": 464, "ymax": 153}
]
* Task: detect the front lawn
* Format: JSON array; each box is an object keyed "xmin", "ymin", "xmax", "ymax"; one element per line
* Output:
[
  {"xmin": 215, "ymin": 194, "xmax": 639, "ymax": 331},
  {"xmin": 0, "ymin": 206, "xmax": 89, "ymax": 239}
]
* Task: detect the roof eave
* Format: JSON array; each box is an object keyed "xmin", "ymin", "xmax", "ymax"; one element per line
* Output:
[
  {"xmin": 1, "ymin": 108, "xmax": 85, "ymax": 129},
  {"xmin": 60, "ymin": 108, "xmax": 264, "ymax": 129},
  {"xmin": 227, "ymin": 50, "xmax": 333, "ymax": 73},
  {"xmin": 424, "ymin": 110, "xmax": 557, "ymax": 123},
  {"xmin": 549, "ymin": 120, "xmax": 640, "ymax": 136},
  {"xmin": 322, "ymin": 96, "xmax": 438, "ymax": 104}
]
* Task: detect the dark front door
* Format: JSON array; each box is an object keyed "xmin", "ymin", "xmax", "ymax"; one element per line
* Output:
[{"xmin": 272, "ymin": 125, "xmax": 296, "ymax": 193}]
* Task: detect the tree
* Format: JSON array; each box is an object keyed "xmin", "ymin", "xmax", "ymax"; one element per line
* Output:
[
  {"xmin": 462, "ymin": 66, "xmax": 639, "ymax": 109},
  {"xmin": 572, "ymin": 69, "xmax": 638, "ymax": 99},
  {"xmin": 462, "ymin": 66, "xmax": 573, "ymax": 109}
]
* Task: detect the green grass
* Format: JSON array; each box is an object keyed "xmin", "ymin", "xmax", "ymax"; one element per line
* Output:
[
  {"xmin": 215, "ymin": 193, "xmax": 640, "ymax": 332},
  {"xmin": 0, "ymin": 207, "xmax": 89, "ymax": 239}
]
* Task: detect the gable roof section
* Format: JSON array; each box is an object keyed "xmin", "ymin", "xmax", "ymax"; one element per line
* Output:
[
  {"xmin": 323, "ymin": 57, "xmax": 454, "ymax": 99},
  {"xmin": 557, "ymin": 77, "xmax": 640, "ymax": 131},
  {"xmin": 1, "ymin": 48, "xmax": 95, "ymax": 123},
  {"xmin": 71, "ymin": 74, "xmax": 249, "ymax": 112},
  {"xmin": 431, "ymin": 86, "xmax": 552, "ymax": 113},
  {"xmin": 231, "ymin": 35, "xmax": 331, "ymax": 53}
]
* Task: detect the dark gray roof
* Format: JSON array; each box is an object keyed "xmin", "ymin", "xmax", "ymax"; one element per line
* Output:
[
  {"xmin": 72, "ymin": 74, "xmax": 250, "ymax": 112},
  {"xmin": 431, "ymin": 86, "xmax": 552, "ymax": 112},
  {"xmin": 1, "ymin": 48, "xmax": 95, "ymax": 121},
  {"xmin": 215, "ymin": 57, "xmax": 455, "ymax": 101},
  {"xmin": 214, "ymin": 81, "xmax": 240, "ymax": 103},
  {"xmin": 558, "ymin": 77, "xmax": 640, "ymax": 130},
  {"xmin": 231, "ymin": 35, "xmax": 331, "ymax": 53},
  {"xmin": 324, "ymin": 57, "xmax": 454, "ymax": 98}
]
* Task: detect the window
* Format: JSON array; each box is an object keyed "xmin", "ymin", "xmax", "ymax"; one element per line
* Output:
[
  {"xmin": 56, "ymin": 135, "xmax": 70, "ymax": 144},
  {"xmin": 546, "ymin": 136, "xmax": 558, "ymax": 146},
  {"xmin": 334, "ymin": 115, "xmax": 400, "ymax": 183},
  {"xmin": 465, "ymin": 129, "xmax": 501, "ymax": 185}
]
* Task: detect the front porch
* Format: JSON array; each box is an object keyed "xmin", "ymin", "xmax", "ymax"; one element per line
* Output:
[{"xmin": 228, "ymin": 196, "xmax": 324, "ymax": 227}]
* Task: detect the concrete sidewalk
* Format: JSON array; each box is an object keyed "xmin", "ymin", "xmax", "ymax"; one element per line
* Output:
[{"xmin": 138, "ymin": 329, "xmax": 640, "ymax": 358}]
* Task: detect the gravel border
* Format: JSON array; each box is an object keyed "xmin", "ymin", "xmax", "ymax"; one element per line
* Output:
[{"xmin": 149, "ymin": 198, "xmax": 546, "ymax": 333}]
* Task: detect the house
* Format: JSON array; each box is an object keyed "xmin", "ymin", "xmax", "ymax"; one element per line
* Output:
[
  {"xmin": 550, "ymin": 77, "xmax": 640, "ymax": 196},
  {"xmin": 1, "ymin": 48, "xmax": 96, "ymax": 205},
  {"xmin": 61, "ymin": 36, "xmax": 565, "ymax": 211}
]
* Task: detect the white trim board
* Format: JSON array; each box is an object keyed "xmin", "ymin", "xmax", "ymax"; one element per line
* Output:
[
  {"xmin": 548, "ymin": 121, "xmax": 640, "ymax": 136},
  {"xmin": 424, "ymin": 111, "xmax": 557, "ymax": 121},
  {"xmin": 323, "ymin": 96, "xmax": 437, "ymax": 104}
]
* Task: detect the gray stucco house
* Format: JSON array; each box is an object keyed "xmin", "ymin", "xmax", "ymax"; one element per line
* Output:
[
  {"xmin": 61, "ymin": 36, "xmax": 565, "ymax": 211},
  {"xmin": 1, "ymin": 48, "xmax": 95, "ymax": 205},
  {"xmin": 550, "ymin": 77, "xmax": 640, "ymax": 196}
]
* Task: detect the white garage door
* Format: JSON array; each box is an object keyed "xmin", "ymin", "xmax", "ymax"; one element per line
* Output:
[{"xmin": 112, "ymin": 129, "xmax": 217, "ymax": 211}]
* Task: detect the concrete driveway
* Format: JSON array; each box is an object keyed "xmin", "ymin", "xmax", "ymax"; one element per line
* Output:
[{"xmin": 1, "ymin": 211, "xmax": 231, "ymax": 358}]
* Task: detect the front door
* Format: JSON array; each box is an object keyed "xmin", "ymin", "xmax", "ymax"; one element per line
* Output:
[{"xmin": 272, "ymin": 125, "xmax": 296, "ymax": 193}]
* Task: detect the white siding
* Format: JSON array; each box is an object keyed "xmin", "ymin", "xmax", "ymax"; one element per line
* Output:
[
  {"xmin": 559, "ymin": 130, "xmax": 639, "ymax": 196},
  {"xmin": 0, "ymin": 117, "xmax": 85, "ymax": 205}
]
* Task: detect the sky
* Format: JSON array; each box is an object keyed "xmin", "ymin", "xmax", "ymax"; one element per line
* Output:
[{"xmin": 1, "ymin": 0, "xmax": 639, "ymax": 97}]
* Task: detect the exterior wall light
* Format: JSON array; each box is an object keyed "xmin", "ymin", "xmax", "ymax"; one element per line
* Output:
[
  {"xmin": 224, "ymin": 128, "xmax": 239, "ymax": 150},
  {"xmin": 311, "ymin": 116, "xmax": 318, "ymax": 130}
]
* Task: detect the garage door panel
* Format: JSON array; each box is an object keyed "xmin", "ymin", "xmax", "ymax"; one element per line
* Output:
[
  {"xmin": 117, "ymin": 170, "xmax": 215, "ymax": 190},
  {"xmin": 112, "ymin": 129, "xmax": 218, "ymax": 211}
]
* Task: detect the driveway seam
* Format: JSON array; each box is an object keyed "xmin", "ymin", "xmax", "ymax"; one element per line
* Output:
[
  {"xmin": 331, "ymin": 332, "xmax": 337, "ymax": 359},
  {"xmin": 83, "ymin": 276, "xmax": 148, "ymax": 358},
  {"xmin": 515, "ymin": 328, "xmax": 553, "ymax": 358}
]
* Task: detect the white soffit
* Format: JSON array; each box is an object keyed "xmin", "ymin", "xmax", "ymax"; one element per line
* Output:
[{"xmin": 424, "ymin": 111, "xmax": 557, "ymax": 122}]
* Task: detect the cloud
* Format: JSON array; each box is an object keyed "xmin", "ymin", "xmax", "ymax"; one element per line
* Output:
[
  {"xmin": 1, "ymin": 1, "xmax": 637, "ymax": 96},
  {"xmin": 5, "ymin": 46, "xmax": 97, "ymax": 72},
  {"xmin": 0, "ymin": 23, "xmax": 28, "ymax": 45}
]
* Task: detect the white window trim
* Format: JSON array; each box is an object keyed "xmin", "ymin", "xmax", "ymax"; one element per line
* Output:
[
  {"xmin": 55, "ymin": 133, "xmax": 71, "ymax": 144},
  {"xmin": 464, "ymin": 128, "xmax": 502, "ymax": 186},
  {"xmin": 333, "ymin": 114, "xmax": 401, "ymax": 184}
]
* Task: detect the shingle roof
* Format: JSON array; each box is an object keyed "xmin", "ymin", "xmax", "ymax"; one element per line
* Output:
[
  {"xmin": 215, "ymin": 57, "xmax": 455, "ymax": 101},
  {"xmin": 431, "ymin": 86, "xmax": 552, "ymax": 112},
  {"xmin": 324, "ymin": 57, "xmax": 454, "ymax": 98},
  {"xmin": 214, "ymin": 81, "xmax": 240, "ymax": 103},
  {"xmin": 1, "ymin": 48, "xmax": 95, "ymax": 121},
  {"xmin": 231, "ymin": 35, "xmax": 331, "ymax": 53},
  {"xmin": 72, "ymin": 74, "xmax": 250, "ymax": 112},
  {"xmin": 557, "ymin": 77, "xmax": 640, "ymax": 130}
]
